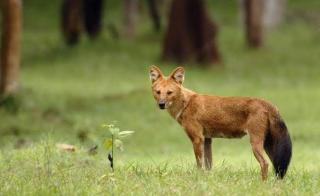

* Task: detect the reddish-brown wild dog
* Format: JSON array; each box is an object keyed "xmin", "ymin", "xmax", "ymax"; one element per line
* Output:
[{"xmin": 149, "ymin": 65, "xmax": 292, "ymax": 180}]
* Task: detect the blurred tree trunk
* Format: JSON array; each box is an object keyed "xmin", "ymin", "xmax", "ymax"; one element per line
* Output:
[
  {"xmin": 0, "ymin": 0, "xmax": 22, "ymax": 97},
  {"xmin": 61, "ymin": 0, "xmax": 82, "ymax": 45},
  {"xmin": 162, "ymin": 0, "xmax": 221, "ymax": 65},
  {"xmin": 147, "ymin": 0, "xmax": 161, "ymax": 32},
  {"xmin": 263, "ymin": 0, "xmax": 286, "ymax": 29},
  {"xmin": 243, "ymin": 0, "xmax": 263, "ymax": 48},
  {"xmin": 123, "ymin": 0, "xmax": 138, "ymax": 38},
  {"xmin": 83, "ymin": 0, "xmax": 104, "ymax": 38},
  {"xmin": 238, "ymin": 0, "xmax": 287, "ymax": 30}
]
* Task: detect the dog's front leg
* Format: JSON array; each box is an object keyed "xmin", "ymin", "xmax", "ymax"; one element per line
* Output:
[
  {"xmin": 192, "ymin": 137, "xmax": 204, "ymax": 169},
  {"xmin": 184, "ymin": 123, "xmax": 204, "ymax": 169}
]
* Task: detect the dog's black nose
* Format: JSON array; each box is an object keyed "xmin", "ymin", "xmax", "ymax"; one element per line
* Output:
[{"xmin": 158, "ymin": 103, "xmax": 165, "ymax": 109}]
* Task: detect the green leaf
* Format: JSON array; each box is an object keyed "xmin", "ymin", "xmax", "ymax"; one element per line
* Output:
[
  {"xmin": 119, "ymin": 130, "xmax": 134, "ymax": 138},
  {"xmin": 104, "ymin": 139, "xmax": 113, "ymax": 150},
  {"xmin": 109, "ymin": 127, "xmax": 120, "ymax": 136},
  {"xmin": 102, "ymin": 124, "xmax": 114, "ymax": 128},
  {"xmin": 114, "ymin": 139, "xmax": 123, "ymax": 151}
]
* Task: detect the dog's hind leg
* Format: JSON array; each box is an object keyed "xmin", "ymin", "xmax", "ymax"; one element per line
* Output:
[
  {"xmin": 247, "ymin": 113, "xmax": 269, "ymax": 180},
  {"xmin": 204, "ymin": 138, "xmax": 212, "ymax": 170},
  {"xmin": 250, "ymin": 136, "xmax": 269, "ymax": 180}
]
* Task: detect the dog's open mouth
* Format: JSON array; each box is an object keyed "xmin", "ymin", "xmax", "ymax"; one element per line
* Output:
[{"xmin": 159, "ymin": 103, "xmax": 166, "ymax": 109}]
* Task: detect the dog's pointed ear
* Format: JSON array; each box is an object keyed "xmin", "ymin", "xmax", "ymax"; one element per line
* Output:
[
  {"xmin": 170, "ymin": 66, "xmax": 185, "ymax": 84},
  {"xmin": 149, "ymin": 65, "xmax": 163, "ymax": 83}
]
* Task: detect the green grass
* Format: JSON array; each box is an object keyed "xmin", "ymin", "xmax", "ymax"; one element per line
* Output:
[
  {"xmin": 1, "ymin": 0, "xmax": 320, "ymax": 195},
  {"xmin": 1, "ymin": 141, "xmax": 319, "ymax": 195}
]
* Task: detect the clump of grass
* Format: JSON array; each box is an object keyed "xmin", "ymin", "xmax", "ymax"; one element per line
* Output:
[{"xmin": 0, "ymin": 95, "xmax": 21, "ymax": 113}]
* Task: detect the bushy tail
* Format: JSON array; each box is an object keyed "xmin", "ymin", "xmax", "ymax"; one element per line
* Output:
[{"xmin": 264, "ymin": 117, "xmax": 292, "ymax": 179}]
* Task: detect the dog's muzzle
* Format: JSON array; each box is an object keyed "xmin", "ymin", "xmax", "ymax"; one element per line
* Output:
[{"xmin": 158, "ymin": 100, "xmax": 166, "ymax": 109}]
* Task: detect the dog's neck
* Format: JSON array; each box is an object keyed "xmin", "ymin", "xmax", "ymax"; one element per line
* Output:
[{"xmin": 167, "ymin": 87, "xmax": 195, "ymax": 121}]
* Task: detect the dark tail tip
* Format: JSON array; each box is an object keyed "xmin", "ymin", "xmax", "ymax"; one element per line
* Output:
[
  {"xmin": 264, "ymin": 120, "xmax": 292, "ymax": 179},
  {"xmin": 273, "ymin": 132, "xmax": 292, "ymax": 178}
]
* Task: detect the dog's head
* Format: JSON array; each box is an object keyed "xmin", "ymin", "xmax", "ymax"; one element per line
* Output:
[{"xmin": 149, "ymin": 65, "xmax": 185, "ymax": 110}]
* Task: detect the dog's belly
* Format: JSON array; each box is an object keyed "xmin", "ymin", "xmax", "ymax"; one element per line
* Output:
[{"xmin": 204, "ymin": 129, "xmax": 247, "ymax": 139}]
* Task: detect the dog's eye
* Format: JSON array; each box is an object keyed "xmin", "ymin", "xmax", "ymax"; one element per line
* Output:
[
  {"xmin": 167, "ymin": 91, "xmax": 173, "ymax": 95},
  {"xmin": 156, "ymin": 90, "xmax": 161, "ymax": 95}
]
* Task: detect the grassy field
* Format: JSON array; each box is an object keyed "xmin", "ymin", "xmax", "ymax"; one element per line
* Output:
[{"xmin": 1, "ymin": 0, "xmax": 320, "ymax": 195}]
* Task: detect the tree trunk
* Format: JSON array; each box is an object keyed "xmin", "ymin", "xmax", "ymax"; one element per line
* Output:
[
  {"xmin": 0, "ymin": 0, "xmax": 22, "ymax": 97},
  {"xmin": 238, "ymin": 0, "xmax": 287, "ymax": 30},
  {"xmin": 243, "ymin": 0, "xmax": 263, "ymax": 48},
  {"xmin": 61, "ymin": 0, "xmax": 83, "ymax": 45},
  {"xmin": 263, "ymin": 0, "xmax": 286, "ymax": 29},
  {"xmin": 123, "ymin": 0, "xmax": 138, "ymax": 38},
  {"xmin": 83, "ymin": 0, "xmax": 104, "ymax": 38},
  {"xmin": 162, "ymin": 0, "xmax": 221, "ymax": 65},
  {"xmin": 147, "ymin": 0, "xmax": 161, "ymax": 32}
]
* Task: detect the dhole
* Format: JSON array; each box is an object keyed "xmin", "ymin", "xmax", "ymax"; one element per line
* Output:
[{"xmin": 149, "ymin": 65, "xmax": 292, "ymax": 180}]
